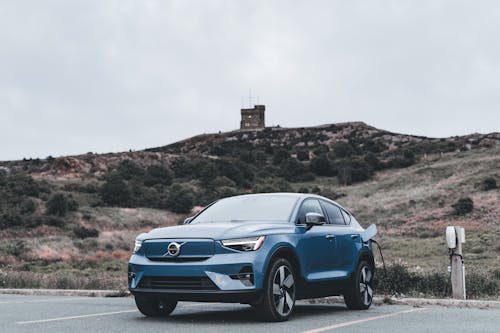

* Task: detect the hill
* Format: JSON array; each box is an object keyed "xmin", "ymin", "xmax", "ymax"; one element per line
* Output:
[{"xmin": 0, "ymin": 122, "xmax": 499, "ymax": 296}]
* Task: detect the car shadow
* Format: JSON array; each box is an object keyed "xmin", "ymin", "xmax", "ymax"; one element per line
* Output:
[{"xmin": 132, "ymin": 303, "xmax": 349, "ymax": 324}]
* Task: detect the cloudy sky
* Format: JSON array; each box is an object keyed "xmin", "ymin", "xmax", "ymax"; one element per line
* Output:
[{"xmin": 1, "ymin": 1, "xmax": 499, "ymax": 161}]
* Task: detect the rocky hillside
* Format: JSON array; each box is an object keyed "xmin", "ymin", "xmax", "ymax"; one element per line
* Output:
[{"xmin": 0, "ymin": 122, "xmax": 498, "ymax": 294}]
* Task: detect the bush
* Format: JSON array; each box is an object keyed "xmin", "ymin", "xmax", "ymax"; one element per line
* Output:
[
  {"xmin": 272, "ymin": 149, "xmax": 290, "ymax": 165},
  {"xmin": 296, "ymin": 150, "xmax": 309, "ymax": 161},
  {"xmin": 332, "ymin": 142, "xmax": 355, "ymax": 158},
  {"xmin": 73, "ymin": 226, "xmax": 100, "ymax": 239},
  {"xmin": 279, "ymin": 158, "xmax": 315, "ymax": 182},
  {"xmin": 0, "ymin": 213, "xmax": 23, "ymax": 229},
  {"xmin": 481, "ymin": 177, "xmax": 497, "ymax": 191},
  {"xmin": 143, "ymin": 165, "xmax": 173, "ymax": 187},
  {"xmin": 310, "ymin": 155, "xmax": 335, "ymax": 177},
  {"xmin": 253, "ymin": 179, "xmax": 292, "ymax": 193},
  {"xmin": 164, "ymin": 184, "xmax": 194, "ymax": 213},
  {"xmin": 46, "ymin": 193, "xmax": 78, "ymax": 216},
  {"xmin": 336, "ymin": 158, "xmax": 373, "ymax": 185},
  {"xmin": 452, "ymin": 197, "xmax": 474, "ymax": 215},
  {"xmin": 116, "ymin": 160, "xmax": 144, "ymax": 180},
  {"xmin": 99, "ymin": 173, "xmax": 132, "ymax": 207}
]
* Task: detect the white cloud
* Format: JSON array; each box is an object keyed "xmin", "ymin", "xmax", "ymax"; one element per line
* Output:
[{"xmin": 1, "ymin": 0, "xmax": 499, "ymax": 160}]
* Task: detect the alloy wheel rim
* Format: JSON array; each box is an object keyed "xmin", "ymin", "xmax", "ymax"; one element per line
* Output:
[
  {"xmin": 359, "ymin": 266, "xmax": 373, "ymax": 306},
  {"xmin": 272, "ymin": 265, "xmax": 295, "ymax": 316}
]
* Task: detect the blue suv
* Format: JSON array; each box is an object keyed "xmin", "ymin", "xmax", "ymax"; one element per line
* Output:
[{"xmin": 129, "ymin": 193, "xmax": 377, "ymax": 321}]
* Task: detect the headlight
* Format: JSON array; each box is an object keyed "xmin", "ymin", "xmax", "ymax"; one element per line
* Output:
[
  {"xmin": 221, "ymin": 236, "xmax": 265, "ymax": 251},
  {"xmin": 133, "ymin": 240, "xmax": 143, "ymax": 253}
]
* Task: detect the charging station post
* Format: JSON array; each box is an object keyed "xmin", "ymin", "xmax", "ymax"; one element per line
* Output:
[{"xmin": 446, "ymin": 226, "xmax": 466, "ymax": 300}]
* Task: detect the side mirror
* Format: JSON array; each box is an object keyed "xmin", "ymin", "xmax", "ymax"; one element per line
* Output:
[
  {"xmin": 183, "ymin": 217, "xmax": 194, "ymax": 224},
  {"xmin": 305, "ymin": 212, "xmax": 325, "ymax": 229}
]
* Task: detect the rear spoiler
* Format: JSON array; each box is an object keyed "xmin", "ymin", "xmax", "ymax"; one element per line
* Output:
[{"xmin": 361, "ymin": 224, "xmax": 377, "ymax": 242}]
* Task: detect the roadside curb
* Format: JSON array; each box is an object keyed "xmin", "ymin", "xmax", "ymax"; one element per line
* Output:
[
  {"xmin": 1, "ymin": 289, "xmax": 499, "ymax": 309},
  {"xmin": 307, "ymin": 296, "xmax": 500, "ymax": 309},
  {"xmin": 0, "ymin": 288, "xmax": 130, "ymax": 298}
]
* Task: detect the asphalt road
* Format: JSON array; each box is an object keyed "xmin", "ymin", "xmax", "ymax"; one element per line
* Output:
[{"xmin": 0, "ymin": 294, "xmax": 498, "ymax": 333}]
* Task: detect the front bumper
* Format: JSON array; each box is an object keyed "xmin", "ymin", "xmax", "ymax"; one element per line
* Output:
[{"xmin": 128, "ymin": 244, "xmax": 267, "ymax": 303}]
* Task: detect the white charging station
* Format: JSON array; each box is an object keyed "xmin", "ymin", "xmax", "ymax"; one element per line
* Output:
[{"xmin": 446, "ymin": 226, "xmax": 466, "ymax": 300}]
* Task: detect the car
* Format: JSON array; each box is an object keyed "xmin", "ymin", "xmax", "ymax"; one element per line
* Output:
[{"xmin": 128, "ymin": 193, "xmax": 377, "ymax": 321}]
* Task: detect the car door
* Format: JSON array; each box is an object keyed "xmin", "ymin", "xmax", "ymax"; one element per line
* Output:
[
  {"xmin": 295, "ymin": 198, "xmax": 337, "ymax": 281},
  {"xmin": 320, "ymin": 200, "xmax": 360, "ymax": 278}
]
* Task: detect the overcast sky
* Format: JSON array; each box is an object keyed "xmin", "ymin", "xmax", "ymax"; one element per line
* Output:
[{"xmin": 1, "ymin": 1, "xmax": 499, "ymax": 161}]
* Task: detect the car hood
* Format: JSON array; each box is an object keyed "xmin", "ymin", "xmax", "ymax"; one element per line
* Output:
[{"xmin": 139, "ymin": 222, "xmax": 295, "ymax": 241}]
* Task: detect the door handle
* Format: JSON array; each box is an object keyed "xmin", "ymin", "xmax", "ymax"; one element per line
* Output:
[
  {"xmin": 326, "ymin": 234, "xmax": 335, "ymax": 240},
  {"xmin": 351, "ymin": 234, "xmax": 359, "ymax": 240}
]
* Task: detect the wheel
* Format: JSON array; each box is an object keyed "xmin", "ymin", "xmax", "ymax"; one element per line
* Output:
[
  {"xmin": 134, "ymin": 296, "xmax": 178, "ymax": 317},
  {"xmin": 255, "ymin": 258, "xmax": 296, "ymax": 322},
  {"xmin": 344, "ymin": 260, "xmax": 374, "ymax": 310}
]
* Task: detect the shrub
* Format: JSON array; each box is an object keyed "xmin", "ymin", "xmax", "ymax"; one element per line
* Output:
[
  {"xmin": 310, "ymin": 155, "xmax": 335, "ymax": 177},
  {"xmin": 0, "ymin": 213, "xmax": 23, "ymax": 229},
  {"xmin": 164, "ymin": 184, "xmax": 194, "ymax": 213},
  {"xmin": 143, "ymin": 165, "xmax": 173, "ymax": 187},
  {"xmin": 298, "ymin": 187, "xmax": 309, "ymax": 193},
  {"xmin": 279, "ymin": 158, "xmax": 315, "ymax": 182},
  {"xmin": 452, "ymin": 197, "xmax": 474, "ymax": 215},
  {"xmin": 272, "ymin": 149, "xmax": 290, "ymax": 165},
  {"xmin": 6, "ymin": 174, "xmax": 41, "ymax": 197},
  {"xmin": 46, "ymin": 193, "xmax": 78, "ymax": 216},
  {"xmin": 336, "ymin": 158, "xmax": 373, "ymax": 185},
  {"xmin": 20, "ymin": 198, "xmax": 37, "ymax": 214},
  {"xmin": 296, "ymin": 150, "xmax": 309, "ymax": 161},
  {"xmin": 99, "ymin": 173, "xmax": 132, "ymax": 207},
  {"xmin": 332, "ymin": 142, "xmax": 355, "ymax": 158},
  {"xmin": 116, "ymin": 160, "xmax": 144, "ymax": 180},
  {"xmin": 73, "ymin": 226, "xmax": 100, "ymax": 239},
  {"xmin": 481, "ymin": 177, "xmax": 497, "ymax": 191},
  {"xmin": 253, "ymin": 179, "xmax": 292, "ymax": 193}
]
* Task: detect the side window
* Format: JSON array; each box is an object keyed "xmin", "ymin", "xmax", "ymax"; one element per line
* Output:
[
  {"xmin": 296, "ymin": 199, "xmax": 323, "ymax": 224},
  {"xmin": 322, "ymin": 201, "xmax": 345, "ymax": 225},
  {"xmin": 341, "ymin": 209, "xmax": 351, "ymax": 225}
]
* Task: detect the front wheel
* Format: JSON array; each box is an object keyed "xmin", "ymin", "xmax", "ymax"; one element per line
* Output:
[
  {"xmin": 255, "ymin": 258, "xmax": 296, "ymax": 322},
  {"xmin": 344, "ymin": 260, "xmax": 374, "ymax": 310},
  {"xmin": 135, "ymin": 296, "xmax": 177, "ymax": 317}
]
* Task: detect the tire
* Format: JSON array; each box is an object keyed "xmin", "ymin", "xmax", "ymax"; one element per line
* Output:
[
  {"xmin": 343, "ymin": 260, "xmax": 374, "ymax": 310},
  {"xmin": 255, "ymin": 258, "xmax": 296, "ymax": 322},
  {"xmin": 134, "ymin": 296, "xmax": 178, "ymax": 317}
]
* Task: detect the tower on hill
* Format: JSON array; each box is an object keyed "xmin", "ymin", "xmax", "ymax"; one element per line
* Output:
[{"xmin": 240, "ymin": 105, "xmax": 265, "ymax": 130}]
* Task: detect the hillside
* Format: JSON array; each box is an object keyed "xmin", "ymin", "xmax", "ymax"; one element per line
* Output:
[{"xmin": 0, "ymin": 122, "xmax": 499, "ymax": 296}]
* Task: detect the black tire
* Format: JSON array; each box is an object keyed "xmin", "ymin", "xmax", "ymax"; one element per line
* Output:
[
  {"xmin": 134, "ymin": 296, "xmax": 178, "ymax": 317},
  {"xmin": 343, "ymin": 260, "xmax": 374, "ymax": 310},
  {"xmin": 255, "ymin": 258, "xmax": 296, "ymax": 322}
]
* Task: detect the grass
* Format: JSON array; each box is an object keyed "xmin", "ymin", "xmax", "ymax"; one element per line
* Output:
[{"xmin": 0, "ymin": 149, "xmax": 498, "ymax": 298}]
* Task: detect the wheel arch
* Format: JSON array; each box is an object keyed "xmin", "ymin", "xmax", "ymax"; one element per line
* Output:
[
  {"xmin": 266, "ymin": 245, "xmax": 302, "ymax": 281},
  {"xmin": 357, "ymin": 249, "xmax": 375, "ymax": 271}
]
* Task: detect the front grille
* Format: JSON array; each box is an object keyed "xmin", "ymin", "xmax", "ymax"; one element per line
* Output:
[
  {"xmin": 147, "ymin": 256, "xmax": 210, "ymax": 262},
  {"xmin": 138, "ymin": 276, "xmax": 218, "ymax": 290}
]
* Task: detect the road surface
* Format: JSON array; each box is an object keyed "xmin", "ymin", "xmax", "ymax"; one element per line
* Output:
[{"xmin": 0, "ymin": 294, "xmax": 498, "ymax": 332}]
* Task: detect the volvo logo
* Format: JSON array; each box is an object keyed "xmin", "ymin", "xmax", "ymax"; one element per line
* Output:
[{"xmin": 165, "ymin": 242, "xmax": 185, "ymax": 257}]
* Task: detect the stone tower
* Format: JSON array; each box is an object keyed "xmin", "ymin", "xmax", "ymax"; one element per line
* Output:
[{"xmin": 240, "ymin": 105, "xmax": 265, "ymax": 130}]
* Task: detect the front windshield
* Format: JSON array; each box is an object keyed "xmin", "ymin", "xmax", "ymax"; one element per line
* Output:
[{"xmin": 191, "ymin": 195, "xmax": 299, "ymax": 223}]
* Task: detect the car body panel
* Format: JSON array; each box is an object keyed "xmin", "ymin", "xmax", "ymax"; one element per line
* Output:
[{"xmin": 128, "ymin": 193, "xmax": 375, "ymax": 303}]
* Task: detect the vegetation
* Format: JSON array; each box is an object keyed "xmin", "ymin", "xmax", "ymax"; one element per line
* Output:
[
  {"xmin": 452, "ymin": 197, "xmax": 474, "ymax": 216},
  {"xmin": 0, "ymin": 122, "xmax": 498, "ymax": 297}
]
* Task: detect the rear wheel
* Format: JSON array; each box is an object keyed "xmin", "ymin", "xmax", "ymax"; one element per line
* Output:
[
  {"xmin": 344, "ymin": 260, "xmax": 374, "ymax": 310},
  {"xmin": 256, "ymin": 258, "xmax": 296, "ymax": 322},
  {"xmin": 134, "ymin": 296, "xmax": 177, "ymax": 317}
]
